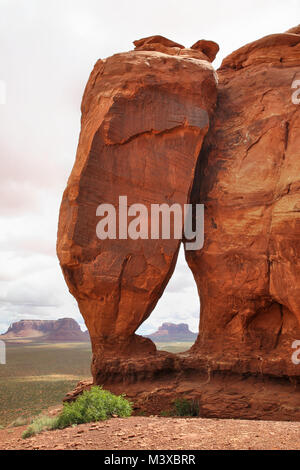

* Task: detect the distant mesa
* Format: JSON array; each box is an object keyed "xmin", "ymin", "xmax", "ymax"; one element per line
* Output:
[
  {"xmin": 146, "ymin": 323, "xmax": 197, "ymax": 342},
  {"xmin": 0, "ymin": 318, "xmax": 90, "ymax": 343}
]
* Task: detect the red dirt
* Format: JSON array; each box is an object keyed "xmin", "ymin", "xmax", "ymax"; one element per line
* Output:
[{"xmin": 0, "ymin": 416, "xmax": 299, "ymax": 450}]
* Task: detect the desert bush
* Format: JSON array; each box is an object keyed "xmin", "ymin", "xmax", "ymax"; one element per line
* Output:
[
  {"xmin": 8, "ymin": 416, "xmax": 31, "ymax": 428},
  {"xmin": 160, "ymin": 398, "xmax": 200, "ymax": 417},
  {"xmin": 22, "ymin": 415, "xmax": 58, "ymax": 439},
  {"xmin": 22, "ymin": 386, "xmax": 132, "ymax": 438},
  {"xmin": 173, "ymin": 398, "xmax": 199, "ymax": 417},
  {"xmin": 55, "ymin": 386, "xmax": 132, "ymax": 429},
  {"xmin": 160, "ymin": 409, "xmax": 172, "ymax": 417}
]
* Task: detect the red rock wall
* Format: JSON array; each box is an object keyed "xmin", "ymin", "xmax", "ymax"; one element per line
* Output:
[{"xmin": 186, "ymin": 31, "xmax": 300, "ymax": 376}]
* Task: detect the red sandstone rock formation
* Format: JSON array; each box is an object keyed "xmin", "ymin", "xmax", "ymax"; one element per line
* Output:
[
  {"xmin": 59, "ymin": 29, "xmax": 300, "ymax": 420},
  {"xmin": 186, "ymin": 29, "xmax": 300, "ymax": 376},
  {"xmin": 57, "ymin": 36, "xmax": 218, "ymax": 372}
]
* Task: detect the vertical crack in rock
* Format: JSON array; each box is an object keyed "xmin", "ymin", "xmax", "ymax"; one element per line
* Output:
[{"xmin": 274, "ymin": 303, "xmax": 284, "ymax": 350}]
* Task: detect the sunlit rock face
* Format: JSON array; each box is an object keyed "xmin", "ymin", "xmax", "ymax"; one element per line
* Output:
[
  {"xmin": 57, "ymin": 35, "xmax": 218, "ymax": 373},
  {"xmin": 186, "ymin": 29, "xmax": 300, "ymax": 376}
]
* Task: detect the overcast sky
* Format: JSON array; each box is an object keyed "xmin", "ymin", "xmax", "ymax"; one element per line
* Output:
[{"xmin": 0, "ymin": 0, "xmax": 299, "ymax": 335}]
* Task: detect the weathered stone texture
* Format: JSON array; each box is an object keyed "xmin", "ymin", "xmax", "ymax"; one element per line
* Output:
[{"xmin": 57, "ymin": 36, "xmax": 217, "ymax": 368}]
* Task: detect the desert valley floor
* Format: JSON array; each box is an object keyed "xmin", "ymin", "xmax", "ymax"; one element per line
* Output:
[{"xmin": 1, "ymin": 340, "xmax": 299, "ymax": 450}]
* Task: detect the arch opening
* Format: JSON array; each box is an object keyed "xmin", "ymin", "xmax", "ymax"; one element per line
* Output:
[{"xmin": 136, "ymin": 244, "xmax": 200, "ymax": 354}]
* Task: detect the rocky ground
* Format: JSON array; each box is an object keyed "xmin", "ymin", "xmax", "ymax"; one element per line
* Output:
[{"xmin": 0, "ymin": 415, "xmax": 299, "ymax": 450}]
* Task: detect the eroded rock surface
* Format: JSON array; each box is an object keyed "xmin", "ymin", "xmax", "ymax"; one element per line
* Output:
[
  {"xmin": 186, "ymin": 29, "xmax": 300, "ymax": 376},
  {"xmin": 59, "ymin": 29, "xmax": 300, "ymax": 419},
  {"xmin": 57, "ymin": 36, "xmax": 217, "ymax": 372}
]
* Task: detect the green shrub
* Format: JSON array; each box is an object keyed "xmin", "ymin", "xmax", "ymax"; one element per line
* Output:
[
  {"xmin": 55, "ymin": 386, "xmax": 132, "ymax": 429},
  {"xmin": 160, "ymin": 409, "xmax": 172, "ymax": 417},
  {"xmin": 173, "ymin": 398, "xmax": 199, "ymax": 417},
  {"xmin": 22, "ymin": 387, "xmax": 132, "ymax": 438},
  {"xmin": 22, "ymin": 415, "xmax": 58, "ymax": 439}
]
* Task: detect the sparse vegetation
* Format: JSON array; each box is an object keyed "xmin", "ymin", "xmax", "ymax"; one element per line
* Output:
[
  {"xmin": 160, "ymin": 409, "xmax": 172, "ymax": 417},
  {"xmin": 173, "ymin": 398, "xmax": 199, "ymax": 417},
  {"xmin": 0, "ymin": 342, "xmax": 91, "ymax": 426},
  {"xmin": 22, "ymin": 415, "xmax": 58, "ymax": 439},
  {"xmin": 55, "ymin": 387, "xmax": 132, "ymax": 429},
  {"xmin": 22, "ymin": 387, "xmax": 132, "ymax": 438},
  {"xmin": 8, "ymin": 416, "xmax": 31, "ymax": 428},
  {"xmin": 0, "ymin": 341, "xmax": 190, "ymax": 428},
  {"xmin": 161, "ymin": 398, "xmax": 200, "ymax": 417}
]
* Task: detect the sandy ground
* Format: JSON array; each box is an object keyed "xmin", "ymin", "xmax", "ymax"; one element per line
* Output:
[{"xmin": 0, "ymin": 416, "xmax": 299, "ymax": 450}]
